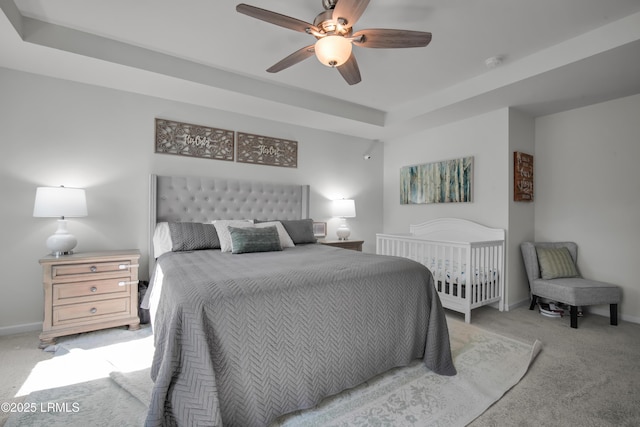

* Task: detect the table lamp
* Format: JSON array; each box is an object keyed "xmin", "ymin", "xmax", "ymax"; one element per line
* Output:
[
  {"xmin": 33, "ymin": 186, "xmax": 88, "ymax": 256},
  {"xmin": 332, "ymin": 199, "xmax": 356, "ymax": 240}
]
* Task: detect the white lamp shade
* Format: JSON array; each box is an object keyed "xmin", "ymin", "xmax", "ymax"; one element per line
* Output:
[
  {"xmin": 34, "ymin": 186, "xmax": 87, "ymax": 256},
  {"xmin": 33, "ymin": 186, "xmax": 88, "ymax": 218},
  {"xmin": 332, "ymin": 199, "xmax": 356, "ymax": 218},
  {"xmin": 315, "ymin": 35, "xmax": 352, "ymax": 67}
]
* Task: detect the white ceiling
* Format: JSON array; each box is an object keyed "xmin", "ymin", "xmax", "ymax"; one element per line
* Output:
[{"xmin": 2, "ymin": 0, "xmax": 640, "ymax": 140}]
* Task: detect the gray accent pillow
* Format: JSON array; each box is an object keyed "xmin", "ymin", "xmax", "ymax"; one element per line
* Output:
[
  {"xmin": 255, "ymin": 219, "xmax": 317, "ymax": 244},
  {"xmin": 168, "ymin": 222, "xmax": 220, "ymax": 251},
  {"xmin": 229, "ymin": 226, "xmax": 282, "ymax": 254},
  {"xmin": 536, "ymin": 246, "xmax": 579, "ymax": 279}
]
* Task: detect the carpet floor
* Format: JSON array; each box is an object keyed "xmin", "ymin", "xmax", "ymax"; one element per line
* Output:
[{"xmin": 3, "ymin": 316, "xmax": 539, "ymax": 427}]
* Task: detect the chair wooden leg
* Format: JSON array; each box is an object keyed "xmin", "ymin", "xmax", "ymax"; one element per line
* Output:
[
  {"xmin": 570, "ymin": 305, "xmax": 578, "ymax": 328},
  {"xmin": 610, "ymin": 304, "xmax": 618, "ymax": 325},
  {"xmin": 529, "ymin": 295, "xmax": 538, "ymax": 310}
]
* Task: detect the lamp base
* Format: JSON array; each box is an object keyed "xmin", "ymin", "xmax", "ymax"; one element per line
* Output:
[
  {"xmin": 336, "ymin": 223, "xmax": 351, "ymax": 240},
  {"xmin": 49, "ymin": 250, "xmax": 75, "ymax": 257},
  {"xmin": 46, "ymin": 219, "xmax": 78, "ymax": 257}
]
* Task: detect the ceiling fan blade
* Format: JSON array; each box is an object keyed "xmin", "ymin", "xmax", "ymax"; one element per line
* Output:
[
  {"xmin": 337, "ymin": 53, "xmax": 361, "ymax": 85},
  {"xmin": 266, "ymin": 45, "xmax": 316, "ymax": 73},
  {"xmin": 236, "ymin": 3, "xmax": 319, "ymax": 34},
  {"xmin": 332, "ymin": 0, "xmax": 370, "ymax": 28},
  {"xmin": 353, "ymin": 29, "xmax": 432, "ymax": 48}
]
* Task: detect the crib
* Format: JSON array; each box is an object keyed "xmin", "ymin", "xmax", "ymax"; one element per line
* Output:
[{"xmin": 377, "ymin": 218, "xmax": 505, "ymax": 323}]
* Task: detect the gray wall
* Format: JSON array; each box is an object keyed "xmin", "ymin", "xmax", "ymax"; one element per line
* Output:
[
  {"xmin": 507, "ymin": 109, "xmax": 536, "ymax": 307},
  {"xmin": 383, "ymin": 109, "xmax": 511, "ymax": 231},
  {"xmin": 0, "ymin": 67, "xmax": 384, "ymax": 333},
  {"xmin": 535, "ymin": 93, "xmax": 640, "ymax": 323}
]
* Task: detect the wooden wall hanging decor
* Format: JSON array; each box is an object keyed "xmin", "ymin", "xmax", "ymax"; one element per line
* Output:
[
  {"xmin": 236, "ymin": 132, "xmax": 298, "ymax": 168},
  {"xmin": 155, "ymin": 118, "xmax": 235, "ymax": 161},
  {"xmin": 514, "ymin": 151, "xmax": 534, "ymax": 201}
]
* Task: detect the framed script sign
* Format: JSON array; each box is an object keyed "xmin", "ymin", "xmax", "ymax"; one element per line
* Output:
[
  {"xmin": 514, "ymin": 151, "xmax": 534, "ymax": 201},
  {"xmin": 236, "ymin": 132, "xmax": 298, "ymax": 168},
  {"xmin": 155, "ymin": 118, "xmax": 235, "ymax": 161}
]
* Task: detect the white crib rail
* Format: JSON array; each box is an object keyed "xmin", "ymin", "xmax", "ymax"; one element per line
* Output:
[{"xmin": 376, "ymin": 231, "xmax": 504, "ymax": 323}]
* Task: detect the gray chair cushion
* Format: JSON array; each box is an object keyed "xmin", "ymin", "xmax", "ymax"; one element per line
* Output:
[{"xmin": 531, "ymin": 277, "xmax": 621, "ymax": 306}]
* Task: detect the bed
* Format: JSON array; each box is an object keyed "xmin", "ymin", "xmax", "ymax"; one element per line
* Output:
[
  {"xmin": 376, "ymin": 218, "xmax": 505, "ymax": 323},
  {"xmin": 143, "ymin": 175, "xmax": 456, "ymax": 427}
]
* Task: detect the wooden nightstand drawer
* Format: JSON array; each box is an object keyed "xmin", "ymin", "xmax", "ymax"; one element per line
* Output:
[
  {"xmin": 53, "ymin": 298, "xmax": 131, "ymax": 326},
  {"xmin": 39, "ymin": 250, "xmax": 141, "ymax": 348},
  {"xmin": 52, "ymin": 260, "xmax": 135, "ymax": 279},
  {"xmin": 53, "ymin": 278, "xmax": 134, "ymax": 303}
]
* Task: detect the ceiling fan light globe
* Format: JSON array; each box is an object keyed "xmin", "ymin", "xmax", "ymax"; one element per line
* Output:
[{"xmin": 315, "ymin": 35, "xmax": 352, "ymax": 67}]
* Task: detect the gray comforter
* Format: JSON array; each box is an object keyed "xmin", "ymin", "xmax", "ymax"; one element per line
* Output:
[{"xmin": 144, "ymin": 244, "xmax": 456, "ymax": 427}]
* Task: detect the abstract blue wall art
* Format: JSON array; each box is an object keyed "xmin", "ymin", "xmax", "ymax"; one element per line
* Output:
[{"xmin": 400, "ymin": 156, "xmax": 473, "ymax": 204}]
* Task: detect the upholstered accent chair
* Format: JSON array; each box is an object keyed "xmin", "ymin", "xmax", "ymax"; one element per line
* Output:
[{"xmin": 521, "ymin": 242, "xmax": 621, "ymax": 329}]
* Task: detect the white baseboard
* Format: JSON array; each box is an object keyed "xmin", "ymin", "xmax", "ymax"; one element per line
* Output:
[
  {"xmin": 0, "ymin": 322, "xmax": 41, "ymax": 336},
  {"xmin": 588, "ymin": 306, "xmax": 640, "ymax": 325},
  {"xmin": 504, "ymin": 298, "xmax": 531, "ymax": 311},
  {"xmin": 507, "ymin": 298, "xmax": 640, "ymax": 325}
]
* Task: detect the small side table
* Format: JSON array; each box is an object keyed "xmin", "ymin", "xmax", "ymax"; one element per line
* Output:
[
  {"xmin": 39, "ymin": 249, "xmax": 141, "ymax": 348},
  {"xmin": 319, "ymin": 239, "xmax": 364, "ymax": 252}
]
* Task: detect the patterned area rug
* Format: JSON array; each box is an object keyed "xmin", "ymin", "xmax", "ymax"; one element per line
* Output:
[
  {"xmin": 5, "ymin": 318, "xmax": 540, "ymax": 427},
  {"xmin": 274, "ymin": 319, "xmax": 541, "ymax": 426}
]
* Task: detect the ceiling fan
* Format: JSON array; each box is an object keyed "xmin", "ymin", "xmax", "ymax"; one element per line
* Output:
[{"xmin": 236, "ymin": 0, "xmax": 432, "ymax": 85}]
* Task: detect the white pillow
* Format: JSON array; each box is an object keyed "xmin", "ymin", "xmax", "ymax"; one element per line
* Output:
[
  {"xmin": 153, "ymin": 222, "xmax": 172, "ymax": 258},
  {"xmin": 212, "ymin": 220, "xmax": 254, "ymax": 252},
  {"xmin": 255, "ymin": 221, "xmax": 295, "ymax": 248}
]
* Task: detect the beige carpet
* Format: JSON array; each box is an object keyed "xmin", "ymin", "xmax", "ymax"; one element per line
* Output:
[
  {"xmin": 3, "ymin": 326, "xmax": 154, "ymax": 427},
  {"xmin": 4, "ymin": 318, "xmax": 540, "ymax": 427}
]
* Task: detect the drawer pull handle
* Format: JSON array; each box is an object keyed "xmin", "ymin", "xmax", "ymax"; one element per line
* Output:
[
  {"xmin": 90, "ymin": 286, "xmax": 98, "ymax": 292},
  {"xmin": 118, "ymin": 264, "xmax": 128, "ymax": 270},
  {"xmin": 90, "ymin": 308, "xmax": 97, "ymax": 314},
  {"xmin": 118, "ymin": 281, "xmax": 126, "ymax": 287},
  {"xmin": 90, "ymin": 266, "xmax": 97, "ymax": 272}
]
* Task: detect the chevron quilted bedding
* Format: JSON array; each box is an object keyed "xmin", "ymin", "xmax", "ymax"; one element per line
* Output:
[{"xmin": 144, "ymin": 244, "xmax": 456, "ymax": 427}]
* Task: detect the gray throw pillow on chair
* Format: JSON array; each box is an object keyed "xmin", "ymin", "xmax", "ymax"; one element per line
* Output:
[{"xmin": 536, "ymin": 247, "xmax": 579, "ymax": 280}]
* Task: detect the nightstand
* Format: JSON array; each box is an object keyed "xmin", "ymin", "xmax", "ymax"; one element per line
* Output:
[
  {"xmin": 319, "ymin": 239, "xmax": 364, "ymax": 252},
  {"xmin": 38, "ymin": 250, "xmax": 141, "ymax": 348}
]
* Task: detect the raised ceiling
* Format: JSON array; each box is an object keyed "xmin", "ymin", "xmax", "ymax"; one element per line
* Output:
[{"xmin": 2, "ymin": 0, "xmax": 640, "ymax": 140}]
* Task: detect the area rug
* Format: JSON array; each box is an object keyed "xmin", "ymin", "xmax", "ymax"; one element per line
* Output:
[
  {"xmin": 4, "ymin": 318, "xmax": 540, "ymax": 427},
  {"xmin": 273, "ymin": 319, "xmax": 542, "ymax": 426}
]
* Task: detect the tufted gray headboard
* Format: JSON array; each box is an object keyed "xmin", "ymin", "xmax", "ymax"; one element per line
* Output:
[{"xmin": 148, "ymin": 174, "xmax": 310, "ymax": 273}]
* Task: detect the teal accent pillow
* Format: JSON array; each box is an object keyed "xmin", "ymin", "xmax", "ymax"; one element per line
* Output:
[
  {"xmin": 229, "ymin": 226, "xmax": 282, "ymax": 254},
  {"xmin": 536, "ymin": 247, "xmax": 579, "ymax": 280}
]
